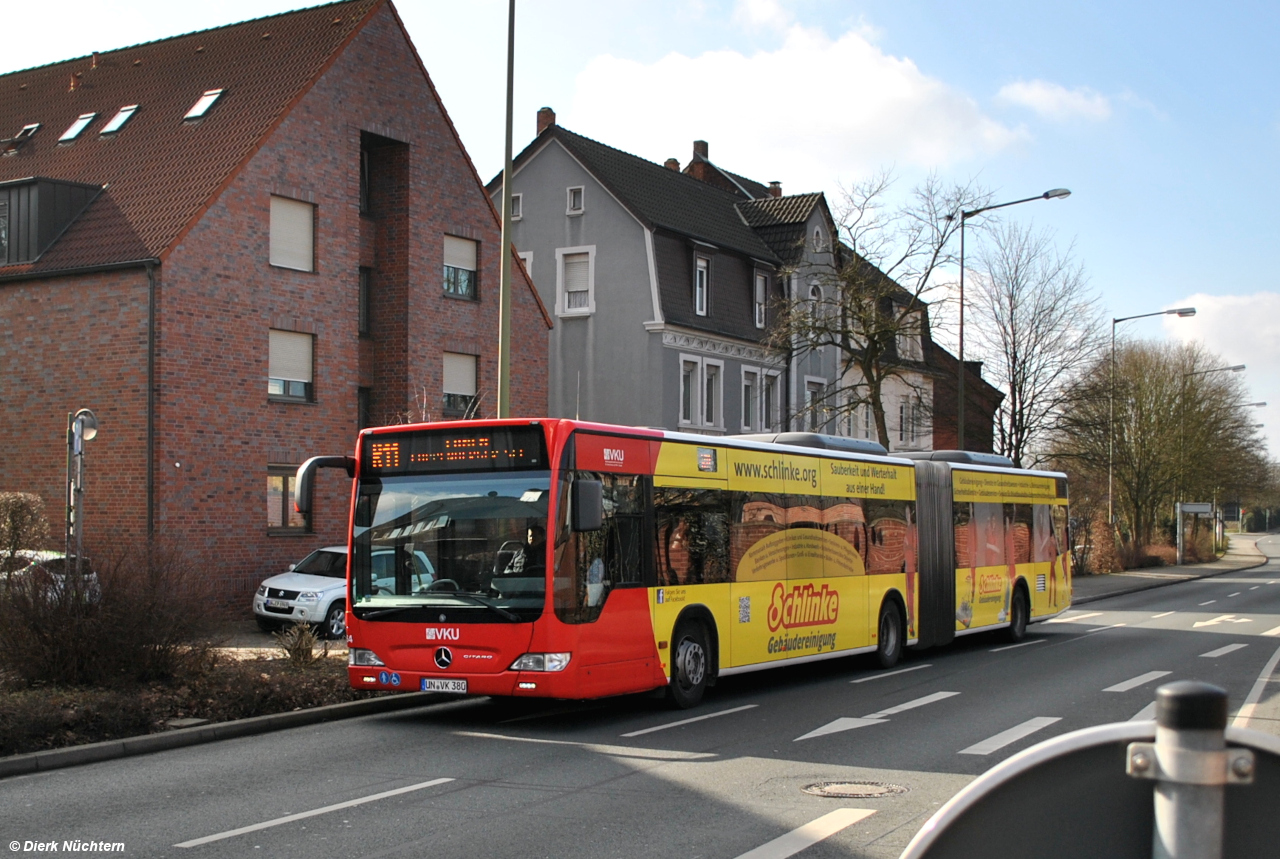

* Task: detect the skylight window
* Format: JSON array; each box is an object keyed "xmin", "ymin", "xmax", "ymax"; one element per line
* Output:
[
  {"xmin": 59, "ymin": 113, "xmax": 97, "ymax": 142},
  {"xmin": 184, "ymin": 89, "xmax": 223, "ymax": 120},
  {"xmin": 2, "ymin": 123, "xmax": 39, "ymax": 154},
  {"xmin": 100, "ymin": 105, "xmax": 138, "ymax": 135}
]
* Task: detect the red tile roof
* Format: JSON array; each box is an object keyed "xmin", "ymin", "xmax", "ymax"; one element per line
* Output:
[{"xmin": 0, "ymin": 0, "xmax": 381, "ymax": 275}]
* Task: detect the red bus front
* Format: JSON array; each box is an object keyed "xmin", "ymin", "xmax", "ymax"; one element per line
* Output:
[{"xmin": 345, "ymin": 420, "xmax": 667, "ymax": 700}]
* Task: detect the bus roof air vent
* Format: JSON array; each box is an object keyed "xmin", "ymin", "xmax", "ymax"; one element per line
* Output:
[
  {"xmin": 899, "ymin": 451, "xmax": 1016, "ymax": 468},
  {"xmin": 731, "ymin": 432, "xmax": 889, "ymax": 457}
]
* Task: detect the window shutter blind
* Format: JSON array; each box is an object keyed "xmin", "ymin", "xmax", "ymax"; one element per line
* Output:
[
  {"xmin": 442, "ymin": 352, "xmax": 477, "ymax": 395},
  {"xmin": 563, "ymin": 253, "xmax": 589, "ymax": 309},
  {"xmin": 269, "ymin": 330, "xmax": 313, "ymax": 382},
  {"xmin": 443, "ymin": 236, "xmax": 477, "ymax": 271},
  {"xmin": 269, "ymin": 196, "xmax": 314, "ymax": 271}
]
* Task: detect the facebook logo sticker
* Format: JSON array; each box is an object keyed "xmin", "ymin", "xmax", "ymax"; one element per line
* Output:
[{"xmin": 656, "ymin": 589, "xmax": 665, "ymax": 604}]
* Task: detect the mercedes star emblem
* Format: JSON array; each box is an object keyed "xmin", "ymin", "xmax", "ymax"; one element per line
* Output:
[{"xmin": 434, "ymin": 646, "xmax": 453, "ymax": 669}]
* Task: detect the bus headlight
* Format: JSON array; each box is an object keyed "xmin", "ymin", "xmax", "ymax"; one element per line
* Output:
[
  {"xmin": 510, "ymin": 652, "xmax": 571, "ymax": 672},
  {"xmin": 349, "ymin": 648, "xmax": 385, "ymax": 667}
]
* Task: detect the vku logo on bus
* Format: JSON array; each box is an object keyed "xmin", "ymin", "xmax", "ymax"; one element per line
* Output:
[
  {"xmin": 766, "ymin": 582, "xmax": 839, "ymax": 632},
  {"xmin": 603, "ymin": 448, "xmax": 625, "ymax": 467},
  {"xmin": 425, "ymin": 628, "xmax": 461, "ymax": 641}
]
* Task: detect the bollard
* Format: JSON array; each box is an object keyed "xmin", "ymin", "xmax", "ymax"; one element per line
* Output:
[{"xmin": 1126, "ymin": 682, "xmax": 1255, "ymax": 859}]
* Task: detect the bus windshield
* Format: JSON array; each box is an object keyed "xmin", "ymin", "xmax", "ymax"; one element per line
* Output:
[{"xmin": 351, "ymin": 471, "xmax": 551, "ymax": 623}]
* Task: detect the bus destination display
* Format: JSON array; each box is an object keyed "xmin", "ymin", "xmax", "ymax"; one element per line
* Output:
[{"xmin": 362, "ymin": 427, "xmax": 547, "ymax": 474}]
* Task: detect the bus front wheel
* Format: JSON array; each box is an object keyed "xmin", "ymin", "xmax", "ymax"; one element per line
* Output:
[
  {"xmin": 669, "ymin": 620, "xmax": 710, "ymax": 709},
  {"xmin": 1006, "ymin": 587, "xmax": 1029, "ymax": 643},
  {"xmin": 876, "ymin": 601, "xmax": 903, "ymax": 669}
]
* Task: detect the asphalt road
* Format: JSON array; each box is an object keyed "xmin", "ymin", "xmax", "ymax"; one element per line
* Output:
[{"xmin": 4, "ymin": 544, "xmax": 1280, "ymax": 859}]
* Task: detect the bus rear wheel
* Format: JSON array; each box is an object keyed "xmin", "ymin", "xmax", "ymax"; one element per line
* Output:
[
  {"xmin": 1006, "ymin": 587, "xmax": 1029, "ymax": 643},
  {"xmin": 669, "ymin": 620, "xmax": 710, "ymax": 709},
  {"xmin": 876, "ymin": 601, "xmax": 903, "ymax": 669}
]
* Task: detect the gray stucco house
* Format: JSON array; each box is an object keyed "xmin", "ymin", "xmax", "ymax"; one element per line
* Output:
[{"xmin": 490, "ymin": 108, "xmax": 972, "ymax": 449}]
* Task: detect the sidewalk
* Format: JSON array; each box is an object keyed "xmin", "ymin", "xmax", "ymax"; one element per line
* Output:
[{"xmin": 1072, "ymin": 534, "xmax": 1269, "ymax": 606}]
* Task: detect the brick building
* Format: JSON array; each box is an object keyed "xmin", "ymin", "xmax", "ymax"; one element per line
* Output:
[{"xmin": 0, "ymin": 0, "xmax": 550, "ymax": 599}]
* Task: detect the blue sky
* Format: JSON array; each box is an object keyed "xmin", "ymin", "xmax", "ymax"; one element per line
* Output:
[{"xmin": 7, "ymin": 0, "xmax": 1279, "ymax": 453}]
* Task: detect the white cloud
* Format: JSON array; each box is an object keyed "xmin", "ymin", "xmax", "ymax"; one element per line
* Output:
[
  {"xmin": 732, "ymin": 0, "xmax": 794, "ymax": 30},
  {"xmin": 997, "ymin": 80, "xmax": 1111, "ymax": 122},
  {"xmin": 1165, "ymin": 292, "xmax": 1280, "ymax": 457},
  {"xmin": 565, "ymin": 25, "xmax": 1023, "ymax": 194}
]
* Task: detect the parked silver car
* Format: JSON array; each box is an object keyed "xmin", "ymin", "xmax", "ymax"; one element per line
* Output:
[{"xmin": 252, "ymin": 546, "xmax": 434, "ymax": 639}]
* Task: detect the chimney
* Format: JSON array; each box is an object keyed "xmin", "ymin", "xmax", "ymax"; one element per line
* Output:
[
  {"xmin": 536, "ymin": 106, "xmax": 556, "ymax": 135},
  {"xmin": 664, "ymin": 158, "xmax": 680, "ymax": 171},
  {"xmin": 693, "ymin": 140, "xmax": 708, "ymax": 159},
  {"xmin": 91, "ymin": 52, "xmax": 99, "ymax": 69},
  {"xmin": 768, "ymin": 181, "xmax": 782, "ymax": 198}
]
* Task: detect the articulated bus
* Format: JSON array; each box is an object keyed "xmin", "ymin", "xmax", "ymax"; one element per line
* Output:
[{"xmin": 297, "ymin": 419, "xmax": 1071, "ymax": 708}]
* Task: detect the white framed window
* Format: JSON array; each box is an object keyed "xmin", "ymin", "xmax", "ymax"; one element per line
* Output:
[
  {"xmin": 812, "ymin": 226, "xmax": 826, "ymax": 251},
  {"xmin": 694, "ymin": 257, "xmax": 709, "ymax": 316},
  {"xmin": 443, "ymin": 352, "xmax": 478, "ymax": 417},
  {"xmin": 804, "ymin": 377, "xmax": 828, "ymax": 432},
  {"xmin": 510, "ymin": 193, "xmax": 522, "ymax": 220},
  {"xmin": 566, "ymin": 186, "xmax": 584, "ymax": 215},
  {"xmin": 808, "ymin": 281, "xmax": 823, "ymax": 302},
  {"xmin": 898, "ymin": 396, "xmax": 924, "ymax": 447},
  {"xmin": 184, "ymin": 88, "xmax": 224, "ymax": 120},
  {"xmin": 269, "ymin": 195, "xmax": 315, "ymax": 272},
  {"xmin": 444, "ymin": 235, "xmax": 478, "ymax": 299},
  {"xmin": 100, "ymin": 105, "xmax": 137, "ymax": 135},
  {"xmin": 59, "ymin": 113, "xmax": 96, "ymax": 142},
  {"xmin": 518, "ymin": 250, "xmax": 532, "ymax": 277},
  {"xmin": 754, "ymin": 273, "xmax": 767, "ymax": 328},
  {"xmin": 268, "ymin": 329, "xmax": 314, "ymax": 401},
  {"xmin": 762, "ymin": 370, "xmax": 782, "ymax": 432},
  {"xmin": 555, "ymin": 245, "xmax": 595, "ymax": 316},
  {"xmin": 896, "ymin": 310, "xmax": 923, "ymax": 361},
  {"xmin": 741, "ymin": 368, "xmax": 759, "ymax": 431},
  {"xmin": 678, "ymin": 353, "xmax": 723, "ymax": 429}
]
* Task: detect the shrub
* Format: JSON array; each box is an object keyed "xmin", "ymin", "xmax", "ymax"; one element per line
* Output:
[
  {"xmin": 273, "ymin": 621, "xmax": 329, "ymax": 669},
  {"xmin": 0, "ymin": 492, "xmax": 51, "ymax": 574},
  {"xmin": 0, "ymin": 539, "xmax": 226, "ymax": 687}
]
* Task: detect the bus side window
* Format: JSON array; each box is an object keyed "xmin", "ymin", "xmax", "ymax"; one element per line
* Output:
[{"xmin": 654, "ymin": 487, "xmax": 729, "ymax": 586}]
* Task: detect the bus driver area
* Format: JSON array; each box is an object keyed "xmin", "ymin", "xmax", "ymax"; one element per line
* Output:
[{"xmin": 294, "ymin": 419, "xmax": 1071, "ymax": 709}]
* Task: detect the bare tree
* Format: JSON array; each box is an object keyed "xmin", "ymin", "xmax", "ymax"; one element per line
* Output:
[
  {"xmin": 968, "ymin": 222, "xmax": 1103, "ymax": 467},
  {"xmin": 767, "ymin": 171, "xmax": 990, "ymax": 447}
]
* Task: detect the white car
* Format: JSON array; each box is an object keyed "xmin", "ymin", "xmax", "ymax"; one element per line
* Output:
[
  {"xmin": 3, "ymin": 550, "xmax": 100, "ymax": 602},
  {"xmin": 252, "ymin": 546, "xmax": 435, "ymax": 639}
]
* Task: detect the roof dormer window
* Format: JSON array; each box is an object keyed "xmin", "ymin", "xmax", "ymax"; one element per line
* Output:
[
  {"xmin": 100, "ymin": 105, "xmax": 138, "ymax": 135},
  {"xmin": 60, "ymin": 113, "xmax": 97, "ymax": 142},
  {"xmin": 3, "ymin": 123, "xmax": 40, "ymax": 155},
  {"xmin": 184, "ymin": 88, "xmax": 224, "ymax": 120}
]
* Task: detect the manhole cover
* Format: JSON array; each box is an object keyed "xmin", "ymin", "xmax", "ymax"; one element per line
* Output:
[{"xmin": 802, "ymin": 781, "xmax": 908, "ymax": 798}]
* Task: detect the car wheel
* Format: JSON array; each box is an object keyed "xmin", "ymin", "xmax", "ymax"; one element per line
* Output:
[
  {"xmin": 1007, "ymin": 587, "xmax": 1029, "ymax": 643},
  {"xmin": 876, "ymin": 600, "xmax": 903, "ymax": 669},
  {"xmin": 668, "ymin": 620, "xmax": 711, "ymax": 709},
  {"xmin": 321, "ymin": 601, "xmax": 346, "ymax": 640},
  {"xmin": 255, "ymin": 616, "xmax": 280, "ymax": 634}
]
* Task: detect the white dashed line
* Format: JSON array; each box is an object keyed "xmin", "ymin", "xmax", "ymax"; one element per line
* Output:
[
  {"xmin": 1250, "ymin": 586, "xmax": 1260, "ymax": 591},
  {"xmin": 958, "ymin": 717, "xmax": 1061, "ymax": 755},
  {"xmin": 1229, "ymin": 592, "xmax": 1242, "ymax": 598},
  {"xmin": 863, "ymin": 691, "xmax": 961, "ymax": 719},
  {"xmin": 1233, "ymin": 644, "xmax": 1280, "ymax": 729},
  {"xmin": 733, "ymin": 809, "xmax": 877, "ymax": 859},
  {"xmin": 1200, "ymin": 643, "xmax": 1249, "ymax": 658},
  {"xmin": 621, "ymin": 704, "xmax": 758, "ymax": 737},
  {"xmin": 990, "ymin": 639, "xmax": 1045, "ymax": 653},
  {"xmin": 1151, "ymin": 612, "xmax": 1176, "ymax": 619},
  {"xmin": 1129, "ymin": 702, "xmax": 1157, "ymax": 721},
  {"xmin": 1104, "ymin": 670, "xmax": 1171, "ymax": 693},
  {"xmin": 1047, "ymin": 611, "xmax": 1102, "ymax": 624},
  {"xmin": 851, "ymin": 664, "xmax": 932, "ymax": 683},
  {"xmin": 1262, "ymin": 626, "xmax": 1280, "ymax": 637},
  {"xmin": 1083, "ymin": 623, "xmax": 1126, "ymax": 634},
  {"xmin": 1199, "ymin": 600, "xmax": 1217, "ymax": 606},
  {"xmin": 174, "ymin": 778, "xmax": 455, "ymax": 847}
]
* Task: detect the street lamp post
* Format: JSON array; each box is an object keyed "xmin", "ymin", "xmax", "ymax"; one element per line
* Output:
[
  {"xmin": 1108, "ymin": 308, "xmax": 1196, "ymax": 529},
  {"xmin": 64, "ymin": 408, "xmax": 99, "ymax": 577},
  {"xmin": 955, "ymin": 188, "xmax": 1070, "ymax": 450}
]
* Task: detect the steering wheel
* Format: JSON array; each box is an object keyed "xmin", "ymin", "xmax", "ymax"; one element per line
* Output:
[{"xmin": 426, "ymin": 578, "xmax": 459, "ymax": 592}]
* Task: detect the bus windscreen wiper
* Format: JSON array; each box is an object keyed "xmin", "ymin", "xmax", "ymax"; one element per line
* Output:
[
  {"xmin": 359, "ymin": 605, "xmax": 422, "ymax": 620},
  {"xmin": 448, "ymin": 592, "xmax": 521, "ymax": 622},
  {"xmin": 359, "ymin": 595, "xmax": 521, "ymax": 622}
]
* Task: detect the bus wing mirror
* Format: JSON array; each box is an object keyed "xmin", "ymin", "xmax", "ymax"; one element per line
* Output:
[
  {"xmin": 571, "ymin": 480, "xmax": 604, "ymax": 532},
  {"xmin": 295, "ymin": 455, "xmax": 356, "ymax": 517}
]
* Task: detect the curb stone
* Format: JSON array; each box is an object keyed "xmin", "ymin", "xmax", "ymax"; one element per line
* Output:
[
  {"xmin": 0, "ymin": 691, "xmax": 441, "ymax": 780},
  {"xmin": 1073, "ymin": 553, "xmax": 1269, "ymax": 606}
]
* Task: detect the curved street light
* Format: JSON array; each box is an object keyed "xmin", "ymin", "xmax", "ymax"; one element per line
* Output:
[{"xmin": 955, "ymin": 189, "xmax": 1071, "ymax": 449}]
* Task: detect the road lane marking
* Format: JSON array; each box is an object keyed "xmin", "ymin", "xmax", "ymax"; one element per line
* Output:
[
  {"xmin": 864, "ymin": 691, "xmax": 961, "ymax": 719},
  {"xmin": 1104, "ymin": 670, "xmax": 1171, "ymax": 692},
  {"xmin": 795, "ymin": 692, "xmax": 960, "ymax": 741},
  {"xmin": 455, "ymin": 731, "xmax": 717, "ymax": 759},
  {"xmin": 1083, "ymin": 623, "xmax": 1127, "ymax": 634},
  {"xmin": 1229, "ymin": 592, "xmax": 1242, "ymax": 598},
  {"xmin": 1201, "ymin": 643, "xmax": 1249, "ymax": 658},
  {"xmin": 958, "ymin": 717, "xmax": 1061, "ymax": 755},
  {"xmin": 1263, "ymin": 626, "xmax": 1280, "ymax": 637},
  {"xmin": 733, "ymin": 808, "xmax": 877, "ymax": 859},
  {"xmin": 1250, "ymin": 586, "xmax": 1260, "ymax": 590},
  {"xmin": 1199, "ymin": 600, "xmax": 1217, "ymax": 606},
  {"xmin": 851, "ymin": 664, "xmax": 932, "ymax": 683},
  {"xmin": 1047, "ymin": 611, "xmax": 1102, "ymax": 624},
  {"xmin": 990, "ymin": 639, "xmax": 1045, "ymax": 653},
  {"xmin": 174, "ymin": 778, "xmax": 455, "ymax": 847},
  {"xmin": 1193, "ymin": 615, "xmax": 1252, "ymax": 628},
  {"xmin": 1232, "ymin": 643, "xmax": 1280, "ymax": 729},
  {"xmin": 1151, "ymin": 612, "xmax": 1176, "ymax": 619},
  {"xmin": 1130, "ymin": 702, "xmax": 1157, "ymax": 721},
  {"xmin": 621, "ymin": 704, "xmax": 758, "ymax": 737}
]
